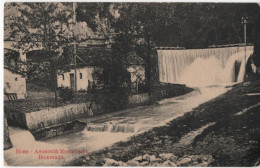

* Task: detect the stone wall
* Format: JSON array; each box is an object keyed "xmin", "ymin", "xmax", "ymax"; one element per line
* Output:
[
  {"xmin": 25, "ymin": 102, "xmax": 94, "ymax": 131},
  {"xmin": 32, "ymin": 120, "xmax": 86, "ymax": 140},
  {"xmin": 5, "ymin": 108, "xmax": 27, "ymax": 129}
]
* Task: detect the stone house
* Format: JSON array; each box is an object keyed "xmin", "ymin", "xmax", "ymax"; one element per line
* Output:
[
  {"xmin": 57, "ymin": 40, "xmax": 146, "ymax": 92},
  {"xmin": 4, "ymin": 49, "xmax": 27, "ymax": 100}
]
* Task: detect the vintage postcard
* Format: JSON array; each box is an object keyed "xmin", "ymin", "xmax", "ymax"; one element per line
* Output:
[{"xmin": 3, "ymin": 1, "xmax": 260, "ymax": 167}]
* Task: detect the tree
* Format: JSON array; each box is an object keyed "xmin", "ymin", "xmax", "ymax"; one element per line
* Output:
[
  {"xmin": 111, "ymin": 3, "xmax": 178, "ymax": 91},
  {"xmin": 112, "ymin": 3, "xmax": 260, "ymax": 91},
  {"xmin": 6, "ymin": 2, "xmax": 75, "ymax": 105}
]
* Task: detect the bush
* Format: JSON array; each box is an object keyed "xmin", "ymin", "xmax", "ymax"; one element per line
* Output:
[{"xmin": 58, "ymin": 87, "xmax": 74, "ymax": 101}]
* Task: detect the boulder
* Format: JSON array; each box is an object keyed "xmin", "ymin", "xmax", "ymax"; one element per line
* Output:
[
  {"xmin": 126, "ymin": 160, "xmax": 140, "ymax": 166},
  {"xmin": 117, "ymin": 161, "xmax": 127, "ymax": 166},
  {"xmin": 202, "ymin": 155, "xmax": 213, "ymax": 162},
  {"xmin": 140, "ymin": 161, "xmax": 149, "ymax": 166},
  {"xmin": 132, "ymin": 156, "xmax": 143, "ymax": 162},
  {"xmin": 190, "ymin": 155, "xmax": 201, "ymax": 162},
  {"xmin": 103, "ymin": 158, "xmax": 120, "ymax": 166},
  {"xmin": 192, "ymin": 161, "xmax": 208, "ymax": 167},
  {"xmin": 149, "ymin": 155, "xmax": 160, "ymax": 162},
  {"xmin": 176, "ymin": 157, "xmax": 192, "ymax": 166},
  {"xmin": 143, "ymin": 154, "xmax": 150, "ymax": 161},
  {"xmin": 159, "ymin": 153, "xmax": 177, "ymax": 162},
  {"xmin": 162, "ymin": 160, "xmax": 177, "ymax": 167}
]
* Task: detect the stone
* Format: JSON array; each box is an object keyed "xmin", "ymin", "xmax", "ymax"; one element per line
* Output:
[
  {"xmin": 243, "ymin": 82, "xmax": 250, "ymax": 86},
  {"xmin": 140, "ymin": 161, "xmax": 149, "ymax": 166},
  {"xmin": 126, "ymin": 160, "xmax": 140, "ymax": 166},
  {"xmin": 159, "ymin": 153, "xmax": 177, "ymax": 162},
  {"xmin": 150, "ymin": 162, "xmax": 159, "ymax": 166},
  {"xmin": 176, "ymin": 157, "xmax": 192, "ymax": 166},
  {"xmin": 192, "ymin": 161, "xmax": 199, "ymax": 165},
  {"xmin": 149, "ymin": 155, "xmax": 160, "ymax": 162},
  {"xmin": 169, "ymin": 155, "xmax": 178, "ymax": 162},
  {"xmin": 118, "ymin": 161, "xmax": 127, "ymax": 166},
  {"xmin": 103, "ymin": 158, "xmax": 120, "ymax": 166},
  {"xmin": 84, "ymin": 156, "xmax": 90, "ymax": 160},
  {"xmin": 143, "ymin": 154, "xmax": 149, "ymax": 161},
  {"xmin": 162, "ymin": 160, "xmax": 177, "ymax": 167},
  {"xmin": 132, "ymin": 156, "xmax": 143, "ymax": 162},
  {"xmin": 193, "ymin": 161, "xmax": 208, "ymax": 167},
  {"xmin": 202, "ymin": 155, "xmax": 213, "ymax": 162},
  {"xmin": 190, "ymin": 155, "xmax": 200, "ymax": 162}
]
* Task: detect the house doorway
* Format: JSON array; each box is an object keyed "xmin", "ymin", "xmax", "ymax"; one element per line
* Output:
[{"xmin": 70, "ymin": 73, "xmax": 75, "ymax": 90}]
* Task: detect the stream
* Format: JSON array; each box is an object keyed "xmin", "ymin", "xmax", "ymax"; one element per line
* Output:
[{"xmin": 4, "ymin": 87, "xmax": 229, "ymax": 166}]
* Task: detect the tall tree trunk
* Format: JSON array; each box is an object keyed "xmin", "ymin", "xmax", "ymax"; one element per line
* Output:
[
  {"xmin": 50, "ymin": 60, "xmax": 58, "ymax": 106},
  {"xmin": 145, "ymin": 36, "xmax": 152, "ymax": 92}
]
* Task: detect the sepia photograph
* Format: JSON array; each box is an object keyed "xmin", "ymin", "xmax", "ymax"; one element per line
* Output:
[{"xmin": 3, "ymin": 1, "xmax": 260, "ymax": 166}]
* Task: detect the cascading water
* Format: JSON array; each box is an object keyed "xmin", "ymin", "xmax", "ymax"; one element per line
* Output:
[
  {"xmin": 87, "ymin": 123, "xmax": 137, "ymax": 133},
  {"xmin": 157, "ymin": 46, "xmax": 254, "ymax": 87},
  {"xmin": 5, "ymin": 127, "xmax": 134, "ymax": 166},
  {"xmin": 5, "ymin": 87, "xmax": 229, "ymax": 166},
  {"xmin": 9, "ymin": 127, "xmax": 36, "ymax": 147}
]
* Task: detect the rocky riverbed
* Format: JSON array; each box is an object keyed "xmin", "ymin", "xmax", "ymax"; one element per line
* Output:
[{"xmin": 102, "ymin": 153, "xmax": 214, "ymax": 167}]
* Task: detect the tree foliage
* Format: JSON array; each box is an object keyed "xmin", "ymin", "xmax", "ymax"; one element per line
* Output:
[
  {"xmin": 110, "ymin": 3, "xmax": 260, "ymax": 90},
  {"xmin": 6, "ymin": 2, "xmax": 75, "ymax": 105}
]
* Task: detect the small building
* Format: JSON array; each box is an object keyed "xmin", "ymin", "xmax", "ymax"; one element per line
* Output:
[
  {"xmin": 57, "ymin": 44, "xmax": 146, "ymax": 92},
  {"xmin": 57, "ymin": 44, "xmax": 109, "ymax": 91},
  {"xmin": 4, "ymin": 49, "xmax": 27, "ymax": 100},
  {"xmin": 57, "ymin": 67, "xmax": 96, "ymax": 91}
]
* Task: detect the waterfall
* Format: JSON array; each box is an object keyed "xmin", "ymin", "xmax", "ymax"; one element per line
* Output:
[{"xmin": 157, "ymin": 46, "xmax": 254, "ymax": 87}]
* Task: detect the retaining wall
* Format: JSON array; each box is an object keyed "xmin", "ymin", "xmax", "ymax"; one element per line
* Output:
[
  {"xmin": 5, "ymin": 85, "xmax": 192, "ymax": 140},
  {"xmin": 25, "ymin": 102, "xmax": 94, "ymax": 131}
]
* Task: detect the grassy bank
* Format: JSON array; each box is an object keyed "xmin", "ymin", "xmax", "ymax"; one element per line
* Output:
[
  {"xmin": 67, "ymin": 78, "xmax": 260, "ymax": 166},
  {"xmin": 4, "ymin": 83, "xmax": 192, "ymax": 114}
]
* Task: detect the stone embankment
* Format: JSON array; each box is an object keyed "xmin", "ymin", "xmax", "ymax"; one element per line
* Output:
[{"xmin": 5, "ymin": 84, "xmax": 192, "ymax": 140}]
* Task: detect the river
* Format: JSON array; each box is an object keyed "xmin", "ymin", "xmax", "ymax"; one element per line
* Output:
[{"xmin": 4, "ymin": 86, "xmax": 229, "ymax": 166}]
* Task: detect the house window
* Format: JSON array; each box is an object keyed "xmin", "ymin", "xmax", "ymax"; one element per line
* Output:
[
  {"xmin": 62, "ymin": 74, "xmax": 64, "ymax": 80},
  {"xmin": 15, "ymin": 77, "xmax": 18, "ymax": 81},
  {"xmin": 79, "ymin": 73, "xmax": 82, "ymax": 79}
]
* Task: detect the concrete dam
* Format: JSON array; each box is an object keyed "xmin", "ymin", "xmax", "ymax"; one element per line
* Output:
[{"xmin": 157, "ymin": 46, "xmax": 254, "ymax": 87}]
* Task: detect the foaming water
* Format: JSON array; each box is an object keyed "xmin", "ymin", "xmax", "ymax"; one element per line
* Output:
[
  {"xmin": 9, "ymin": 127, "xmax": 36, "ymax": 147},
  {"xmin": 179, "ymin": 57, "xmax": 223, "ymax": 87},
  {"xmin": 5, "ymin": 127, "xmax": 133, "ymax": 166}
]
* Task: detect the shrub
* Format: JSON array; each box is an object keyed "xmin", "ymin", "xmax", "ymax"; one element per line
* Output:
[{"xmin": 58, "ymin": 87, "xmax": 74, "ymax": 101}]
